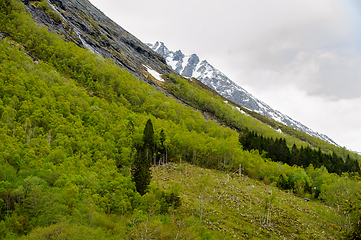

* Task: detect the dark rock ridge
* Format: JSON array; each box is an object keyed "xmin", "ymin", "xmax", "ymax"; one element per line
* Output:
[
  {"xmin": 20, "ymin": 0, "xmax": 173, "ymax": 83},
  {"xmin": 148, "ymin": 41, "xmax": 339, "ymax": 146},
  {"xmin": 182, "ymin": 54, "xmax": 199, "ymax": 78}
]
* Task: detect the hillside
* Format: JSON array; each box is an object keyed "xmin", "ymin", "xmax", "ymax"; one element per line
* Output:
[
  {"xmin": 0, "ymin": 0, "xmax": 360, "ymax": 239},
  {"xmin": 151, "ymin": 163, "xmax": 342, "ymax": 239},
  {"xmin": 148, "ymin": 41, "xmax": 338, "ymax": 146},
  {"xmin": 18, "ymin": 0, "xmax": 360, "ymax": 160}
]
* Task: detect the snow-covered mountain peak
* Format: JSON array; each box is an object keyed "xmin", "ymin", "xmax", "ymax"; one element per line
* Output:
[
  {"xmin": 151, "ymin": 41, "xmax": 170, "ymax": 57},
  {"xmin": 148, "ymin": 41, "xmax": 338, "ymax": 146}
]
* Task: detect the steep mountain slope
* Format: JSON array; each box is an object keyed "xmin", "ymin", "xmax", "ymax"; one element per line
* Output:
[
  {"xmin": 22, "ymin": 0, "xmax": 337, "ymax": 147},
  {"xmin": 21, "ymin": 0, "xmax": 172, "ymax": 83},
  {"xmin": 148, "ymin": 41, "xmax": 338, "ymax": 146},
  {"xmin": 1, "ymin": 0, "xmax": 360, "ymax": 238},
  {"xmin": 18, "ymin": 0, "xmax": 358, "ymax": 159}
]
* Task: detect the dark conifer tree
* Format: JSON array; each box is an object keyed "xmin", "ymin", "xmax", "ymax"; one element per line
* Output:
[
  {"xmin": 239, "ymin": 128, "xmax": 251, "ymax": 150},
  {"xmin": 132, "ymin": 119, "xmax": 154, "ymax": 195},
  {"xmin": 300, "ymin": 146, "xmax": 312, "ymax": 168},
  {"xmin": 330, "ymin": 152, "xmax": 339, "ymax": 174},
  {"xmin": 315, "ymin": 147, "xmax": 323, "ymax": 168},
  {"xmin": 344, "ymin": 154, "xmax": 352, "ymax": 173},
  {"xmin": 279, "ymin": 138, "xmax": 291, "ymax": 164},
  {"xmin": 291, "ymin": 144, "xmax": 300, "ymax": 166},
  {"xmin": 238, "ymin": 128, "xmax": 359, "ymax": 175}
]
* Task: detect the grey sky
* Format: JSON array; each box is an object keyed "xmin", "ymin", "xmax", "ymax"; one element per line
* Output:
[{"xmin": 89, "ymin": 0, "xmax": 361, "ymax": 152}]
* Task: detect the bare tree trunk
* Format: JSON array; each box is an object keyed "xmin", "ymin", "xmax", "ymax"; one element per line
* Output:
[
  {"xmin": 27, "ymin": 128, "xmax": 32, "ymax": 146},
  {"xmin": 47, "ymin": 130, "xmax": 52, "ymax": 145}
]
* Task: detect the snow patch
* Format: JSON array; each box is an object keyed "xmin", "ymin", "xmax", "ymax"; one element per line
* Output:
[
  {"xmin": 145, "ymin": 66, "xmax": 164, "ymax": 82},
  {"xmin": 181, "ymin": 55, "xmax": 190, "ymax": 71},
  {"xmin": 167, "ymin": 56, "xmax": 178, "ymax": 70},
  {"xmin": 227, "ymin": 104, "xmax": 250, "ymax": 116}
]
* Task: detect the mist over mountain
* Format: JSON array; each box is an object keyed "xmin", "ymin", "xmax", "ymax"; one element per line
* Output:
[{"xmin": 148, "ymin": 41, "xmax": 338, "ymax": 146}]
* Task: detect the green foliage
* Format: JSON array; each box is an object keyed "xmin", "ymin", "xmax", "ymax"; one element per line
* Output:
[
  {"xmin": 29, "ymin": 0, "xmax": 61, "ymax": 23},
  {"xmin": 0, "ymin": 0, "xmax": 359, "ymax": 238},
  {"xmin": 165, "ymin": 74, "xmax": 361, "ymax": 164},
  {"xmin": 152, "ymin": 163, "xmax": 344, "ymax": 239},
  {"xmin": 240, "ymin": 129, "xmax": 360, "ymax": 175},
  {"xmin": 344, "ymin": 191, "xmax": 361, "ymax": 239},
  {"xmin": 140, "ymin": 182, "xmax": 181, "ymax": 215}
]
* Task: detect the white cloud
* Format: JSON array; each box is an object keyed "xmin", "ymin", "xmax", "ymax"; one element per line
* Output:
[
  {"xmin": 243, "ymin": 83, "xmax": 361, "ymax": 151},
  {"xmin": 242, "ymin": 48, "xmax": 361, "ymax": 99}
]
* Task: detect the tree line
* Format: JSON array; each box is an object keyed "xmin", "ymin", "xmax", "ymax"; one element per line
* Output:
[{"xmin": 239, "ymin": 129, "xmax": 360, "ymax": 175}]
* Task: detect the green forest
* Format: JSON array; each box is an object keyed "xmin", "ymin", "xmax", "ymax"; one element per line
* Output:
[
  {"xmin": 239, "ymin": 130, "xmax": 360, "ymax": 175},
  {"xmin": 0, "ymin": 0, "xmax": 360, "ymax": 238}
]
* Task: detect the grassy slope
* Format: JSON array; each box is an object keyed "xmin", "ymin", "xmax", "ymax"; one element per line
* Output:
[{"xmin": 152, "ymin": 163, "xmax": 342, "ymax": 239}]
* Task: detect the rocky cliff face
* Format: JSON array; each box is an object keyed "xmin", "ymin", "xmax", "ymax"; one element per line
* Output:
[
  {"xmin": 20, "ymin": 0, "xmax": 173, "ymax": 84},
  {"xmin": 148, "ymin": 42, "xmax": 338, "ymax": 146}
]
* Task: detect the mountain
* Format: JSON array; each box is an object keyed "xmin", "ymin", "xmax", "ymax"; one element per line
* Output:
[
  {"xmin": 22, "ymin": 0, "xmax": 336, "ymax": 147},
  {"xmin": 17, "ymin": 0, "xmax": 353, "ymax": 156},
  {"xmin": 1, "ymin": 0, "xmax": 360, "ymax": 238},
  {"xmin": 148, "ymin": 41, "xmax": 338, "ymax": 146}
]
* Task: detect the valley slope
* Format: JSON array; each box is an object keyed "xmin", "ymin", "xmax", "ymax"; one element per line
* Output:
[
  {"xmin": 148, "ymin": 41, "xmax": 338, "ymax": 146},
  {"xmin": 22, "ymin": 0, "xmax": 347, "ymax": 153},
  {"xmin": 0, "ymin": 0, "xmax": 360, "ymax": 239}
]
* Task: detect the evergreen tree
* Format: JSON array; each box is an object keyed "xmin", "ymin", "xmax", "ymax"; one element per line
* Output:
[
  {"xmin": 315, "ymin": 147, "xmax": 323, "ymax": 168},
  {"xmin": 132, "ymin": 119, "xmax": 154, "ymax": 195},
  {"xmin": 278, "ymin": 138, "xmax": 291, "ymax": 164},
  {"xmin": 290, "ymin": 144, "xmax": 298, "ymax": 166},
  {"xmin": 143, "ymin": 119, "xmax": 155, "ymax": 153}
]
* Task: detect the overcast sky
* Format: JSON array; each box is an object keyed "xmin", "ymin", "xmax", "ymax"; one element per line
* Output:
[{"xmin": 89, "ymin": 0, "xmax": 361, "ymax": 153}]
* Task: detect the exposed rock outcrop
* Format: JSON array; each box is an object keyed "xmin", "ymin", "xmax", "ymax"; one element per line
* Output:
[{"xmin": 20, "ymin": 0, "xmax": 173, "ymax": 83}]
